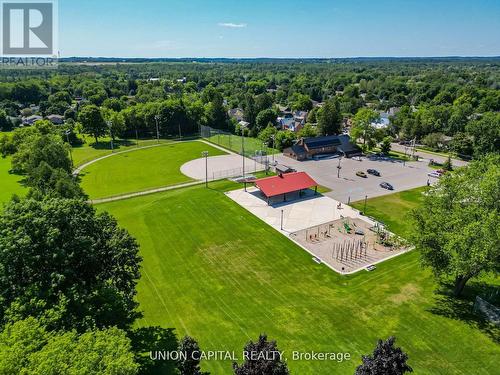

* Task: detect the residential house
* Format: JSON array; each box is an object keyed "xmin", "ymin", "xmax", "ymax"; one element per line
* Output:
[
  {"xmin": 22, "ymin": 115, "xmax": 43, "ymax": 125},
  {"xmin": 228, "ymin": 108, "xmax": 245, "ymax": 123},
  {"xmin": 46, "ymin": 114, "xmax": 65, "ymax": 125}
]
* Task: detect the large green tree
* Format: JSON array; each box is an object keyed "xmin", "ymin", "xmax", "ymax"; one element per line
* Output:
[
  {"xmin": 0, "ymin": 317, "xmax": 138, "ymax": 375},
  {"xmin": 78, "ymin": 104, "xmax": 107, "ymax": 144},
  {"xmin": 465, "ymin": 112, "xmax": 500, "ymax": 158},
  {"xmin": 351, "ymin": 108, "xmax": 380, "ymax": 148},
  {"xmin": 0, "ymin": 198, "xmax": 142, "ymax": 330},
  {"xmin": 317, "ymin": 98, "xmax": 342, "ymax": 136},
  {"xmin": 410, "ymin": 155, "xmax": 500, "ymax": 296}
]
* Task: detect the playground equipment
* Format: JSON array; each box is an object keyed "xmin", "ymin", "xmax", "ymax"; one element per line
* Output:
[
  {"xmin": 332, "ymin": 239, "xmax": 368, "ymax": 262},
  {"xmin": 306, "ymin": 223, "xmax": 335, "ymax": 243}
]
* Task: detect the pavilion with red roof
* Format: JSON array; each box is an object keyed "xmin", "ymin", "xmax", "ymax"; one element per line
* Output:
[{"xmin": 254, "ymin": 172, "xmax": 319, "ymax": 204}]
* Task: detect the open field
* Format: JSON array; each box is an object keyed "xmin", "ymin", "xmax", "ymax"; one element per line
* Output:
[
  {"xmin": 205, "ymin": 134, "xmax": 279, "ymax": 157},
  {"xmin": 79, "ymin": 141, "xmax": 226, "ymax": 199},
  {"xmin": 0, "ymin": 156, "xmax": 27, "ymax": 205},
  {"xmin": 99, "ymin": 181, "xmax": 500, "ymax": 374},
  {"xmin": 351, "ymin": 187, "xmax": 427, "ymax": 237},
  {"xmin": 72, "ymin": 137, "xmax": 174, "ymax": 166}
]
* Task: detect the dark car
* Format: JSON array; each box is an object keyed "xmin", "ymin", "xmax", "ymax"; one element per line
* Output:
[
  {"xmin": 380, "ymin": 182, "xmax": 394, "ymax": 190},
  {"xmin": 367, "ymin": 169, "xmax": 380, "ymax": 176}
]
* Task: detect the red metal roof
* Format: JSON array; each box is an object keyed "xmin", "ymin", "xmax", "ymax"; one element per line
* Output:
[{"xmin": 254, "ymin": 172, "xmax": 318, "ymax": 198}]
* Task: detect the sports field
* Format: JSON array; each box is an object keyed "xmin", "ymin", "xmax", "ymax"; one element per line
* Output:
[
  {"xmin": 79, "ymin": 141, "xmax": 226, "ymax": 199},
  {"xmin": 205, "ymin": 134, "xmax": 279, "ymax": 157},
  {"xmin": 71, "ymin": 137, "xmax": 173, "ymax": 167},
  {"xmin": 0, "ymin": 156, "xmax": 27, "ymax": 205},
  {"xmin": 99, "ymin": 181, "xmax": 500, "ymax": 374}
]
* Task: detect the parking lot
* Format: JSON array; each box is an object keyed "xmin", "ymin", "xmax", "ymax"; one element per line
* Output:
[{"xmin": 273, "ymin": 154, "xmax": 437, "ymax": 203}]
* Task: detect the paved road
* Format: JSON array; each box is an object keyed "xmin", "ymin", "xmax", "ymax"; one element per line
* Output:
[
  {"xmin": 274, "ymin": 154, "xmax": 437, "ymax": 203},
  {"xmin": 390, "ymin": 143, "xmax": 469, "ymax": 167}
]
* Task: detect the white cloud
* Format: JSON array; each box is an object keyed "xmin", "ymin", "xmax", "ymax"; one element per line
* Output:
[
  {"xmin": 142, "ymin": 40, "xmax": 181, "ymax": 50},
  {"xmin": 218, "ymin": 22, "xmax": 247, "ymax": 28}
]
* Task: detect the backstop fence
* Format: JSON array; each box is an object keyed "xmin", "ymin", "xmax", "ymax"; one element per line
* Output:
[{"xmin": 200, "ymin": 125, "xmax": 272, "ymax": 161}]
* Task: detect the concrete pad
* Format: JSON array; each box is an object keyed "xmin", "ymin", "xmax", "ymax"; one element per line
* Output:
[{"xmin": 225, "ymin": 187, "xmax": 410, "ymax": 274}]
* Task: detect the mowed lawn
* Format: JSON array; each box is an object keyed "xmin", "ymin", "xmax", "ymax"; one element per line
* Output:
[
  {"xmin": 79, "ymin": 141, "xmax": 226, "ymax": 199},
  {"xmin": 352, "ymin": 187, "xmax": 428, "ymax": 237},
  {"xmin": 99, "ymin": 182, "xmax": 500, "ymax": 375},
  {"xmin": 0, "ymin": 156, "xmax": 27, "ymax": 206},
  {"xmin": 72, "ymin": 138, "xmax": 173, "ymax": 167}
]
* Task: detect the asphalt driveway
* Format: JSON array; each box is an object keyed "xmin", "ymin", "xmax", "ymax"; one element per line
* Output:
[{"xmin": 273, "ymin": 154, "xmax": 438, "ymax": 203}]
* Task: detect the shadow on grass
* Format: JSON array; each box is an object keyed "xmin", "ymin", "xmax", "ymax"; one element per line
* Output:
[
  {"xmin": 428, "ymin": 281, "xmax": 500, "ymax": 344},
  {"xmin": 129, "ymin": 326, "xmax": 179, "ymax": 375},
  {"xmin": 87, "ymin": 139, "xmax": 137, "ymax": 150}
]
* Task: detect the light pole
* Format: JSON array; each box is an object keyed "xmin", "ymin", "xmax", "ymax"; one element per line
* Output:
[
  {"xmin": 280, "ymin": 209, "xmax": 284, "ymax": 230},
  {"xmin": 263, "ymin": 142, "xmax": 269, "ymax": 175},
  {"xmin": 154, "ymin": 115, "xmax": 160, "ymax": 143},
  {"xmin": 135, "ymin": 127, "xmax": 139, "ymax": 147},
  {"xmin": 202, "ymin": 151, "xmax": 209, "ymax": 188},
  {"xmin": 271, "ymin": 134, "xmax": 276, "ymax": 164},
  {"xmin": 241, "ymin": 127, "xmax": 245, "ymax": 177},
  {"xmin": 337, "ymin": 156, "xmax": 343, "ymax": 178},
  {"xmin": 106, "ymin": 121, "xmax": 114, "ymax": 152},
  {"xmin": 65, "ymin": 129, "xmax": 73, "ymax": 168}
]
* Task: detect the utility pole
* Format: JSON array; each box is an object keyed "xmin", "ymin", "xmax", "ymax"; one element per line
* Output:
[
  {"xmin": 155, "ymin": 115, "xmax": 160, "ymax": 143},
  {"xmin": 202, "ymin": 151, "xmax": 209, "ymax": 188},
  {"xmin": 65, "ymin": 130, "xmax": 73, "ymax": 168},
  {"xmin": 106, "ymin": 121, "xmax": 114, "ymax": 152}
]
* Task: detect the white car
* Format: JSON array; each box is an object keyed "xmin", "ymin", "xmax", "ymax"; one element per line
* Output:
[{"xmin": 428, "ymin": 171, "xmax": 442, "ymax": 178}]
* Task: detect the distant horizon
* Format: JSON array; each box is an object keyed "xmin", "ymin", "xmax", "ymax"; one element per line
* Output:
[{"xmin": 60, "ymin": 55, "xmax": 500, "ymax": 60}]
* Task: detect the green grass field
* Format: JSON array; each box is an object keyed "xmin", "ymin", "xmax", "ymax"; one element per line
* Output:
[
  {"xmin": 72, "ymin": 137, "xmax": 173, "ymax": 167},
  {"xmin": 99, "ymin": 182, "xmax": 500, "ymax": 374},
  {"xmin": 0, "ymin": 156, "xmax": 27, "ymax": 206},
  {"xmin": 351, "ymin": 187, "xmax": 428, "ymax": 237},
  {"xmin": 205, "ymin": 134, "xmax": 278, "ymax": 157},
  {"xmin": 79, "ymin": 141, "xmax": 226, "ymax": 199}
]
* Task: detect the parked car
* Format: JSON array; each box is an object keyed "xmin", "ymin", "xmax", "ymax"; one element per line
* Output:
[
  {"xmin": 367, "ymin": 169, "xmax": 380, "ymax": 176},
  {"xmin": 380, "ymin": 182, "xmax": 394, "ymax": 190},
  {"xmin": 428, "ymin": 171, "xmax": 442, "ymax": 178},
  {"xmin": 356, "ymin": 171, "xmax": 367, "ymax": 178}
]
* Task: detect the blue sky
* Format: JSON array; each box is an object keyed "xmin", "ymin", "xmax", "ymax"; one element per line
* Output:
[{"xmin": 59, "ymin": 0, "xmax": 500, "ymax": 58}]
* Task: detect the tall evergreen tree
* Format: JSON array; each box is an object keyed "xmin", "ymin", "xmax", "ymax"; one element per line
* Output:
[{"xmin": 355, "ymin": 337, "xmax": 413, "ymax": 375}]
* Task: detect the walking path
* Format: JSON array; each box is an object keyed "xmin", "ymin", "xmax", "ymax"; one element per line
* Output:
[{"xmin": 89, "ymin": 180, "xmax": 204, "ymax": 204}]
